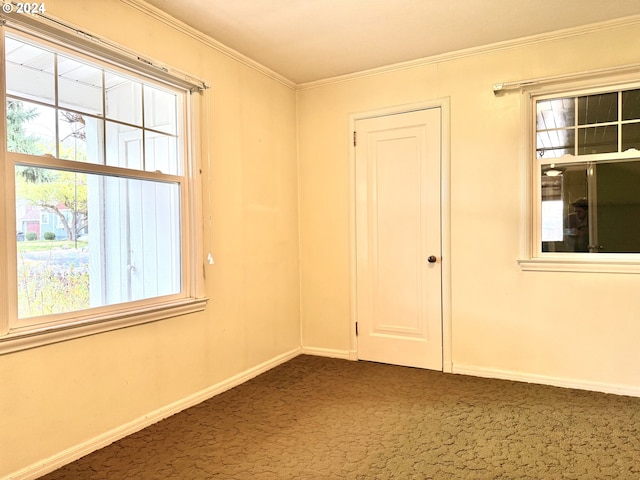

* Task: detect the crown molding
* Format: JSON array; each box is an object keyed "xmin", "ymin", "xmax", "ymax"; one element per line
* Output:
[
  {"xmin": 297, "ymin": 14, "xmax": 640, "ymax": 90},
  {"xmin": 120, "ymin": 0, "xmax": 297, "ymax": 90},
  {"xmin": 117, "ymin": 3, "xmax": 640, "ymax": 92}
]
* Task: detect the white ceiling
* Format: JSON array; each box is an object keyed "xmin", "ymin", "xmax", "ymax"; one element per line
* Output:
[{"xmin": 142, "ymin": 0, "xmax": 640, "ymax": 84}]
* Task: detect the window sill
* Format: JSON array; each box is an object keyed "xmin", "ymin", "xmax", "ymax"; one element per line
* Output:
[
  {"xmin": 0, "ymin": 297, "xmax": 208, "ymax": 355},
  {"xmin": 518, "ymin": 257, "xmax": 640, "ymax": 274}
]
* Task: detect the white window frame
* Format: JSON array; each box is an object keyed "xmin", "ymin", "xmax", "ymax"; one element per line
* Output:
[
  {"xmin": 0, "ymin": 15, "xmax": 207, "ymax": 354},
  {"xmin": 518, "ymin": 73, "xmax": 640, "ymax": 274}
]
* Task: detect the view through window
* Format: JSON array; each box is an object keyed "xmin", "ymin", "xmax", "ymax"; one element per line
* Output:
[{"xmin": 5, "ymin": 31, "xmax": 185, "ymax": 324}]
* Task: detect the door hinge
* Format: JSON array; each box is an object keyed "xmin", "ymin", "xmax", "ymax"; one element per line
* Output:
[
  {"xmin": 355, "ymin": 322, "xmax": 358, "ymax": 336},
  {"xmin": 353, "ymin": 131, "xmax": 357, "ymax": 147}
]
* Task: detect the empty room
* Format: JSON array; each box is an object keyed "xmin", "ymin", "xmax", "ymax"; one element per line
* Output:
[{"xmin": 2, "ymin": 1, "xmax": 640, "ymax": 478}]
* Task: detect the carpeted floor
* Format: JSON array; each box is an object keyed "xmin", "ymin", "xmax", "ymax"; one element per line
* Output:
[{"xmin": 40, "ymin": 355, "xmax": 640, "ymax": 479}]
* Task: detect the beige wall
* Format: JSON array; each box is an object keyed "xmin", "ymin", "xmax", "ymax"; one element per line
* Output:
[
  {"xmin": 298, "ymin": 22, "xmax": 640, "ymax": 389},
  {"xmin": 0, "ymin": 1, "xmax": 300, "ymax": 477}
]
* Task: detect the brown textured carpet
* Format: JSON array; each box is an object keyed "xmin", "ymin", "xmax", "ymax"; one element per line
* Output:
[{"xmin": 40, "ymin": 355, "xmax": 640, "ymax": 479}]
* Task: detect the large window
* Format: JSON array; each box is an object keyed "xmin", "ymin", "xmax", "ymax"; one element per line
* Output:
[
  {"xmin": 523, "ymin": 80, "xmax": 640, "ymax": 272},
  {"xmin": 1, "ymin": 24, "xmax": 205, "ymax": 351}
]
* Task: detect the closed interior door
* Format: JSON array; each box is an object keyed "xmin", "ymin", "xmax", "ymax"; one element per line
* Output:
[{"xmin": 355, "ymin": 108, "xmax": 442, "ymax": 370}]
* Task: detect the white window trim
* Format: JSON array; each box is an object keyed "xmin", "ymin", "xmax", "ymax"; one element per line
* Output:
[
  {"xmin": 0, "ymin": 16, "xmax": 208, "ymax": 354},
  {"xmin": 517, "ymin": 72, "xmax": 640, "ymax": 274}
]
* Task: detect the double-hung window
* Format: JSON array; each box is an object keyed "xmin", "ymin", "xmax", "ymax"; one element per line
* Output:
[
  {"xmin": 1, "ymin": 20, "xmax": 206, "ymax": 352},
  {"xmin": 522, "ymin": 79, "xmax": 640, "ymax": 272}
]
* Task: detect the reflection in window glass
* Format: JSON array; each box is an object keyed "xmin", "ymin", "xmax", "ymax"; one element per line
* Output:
[
  {"xmin": 541, "ymin": 200, "xmax": 564, "ymax": 242},
  {"xmin": 578, "ymin": 125, "xmax": 618, "ymax": 155},
  {"xmin": 578, "ymin": 92, "xmax": 617, "ymax": 125},
  {"xmin": 622, "ymin": 123, "xmax": 640, "ymax": 152},
  {"xmin": 596, "ymin": 161, "xmax": 640, "ymax": 253},
  {"xmin": 537, "ymin": 129, "xmax": 574, "ymax": 158},
  {"xmin": 536, "ymin": 97, "xmax": 575, "ymax": 130},
  {"xmin": 540, "ymin": 160, "xmax": 640, "ymax": 254},
  {"xmin": 537, "ymin": 90, "xmax": 640, "ymax": 158},
  {"xmin": 622, "ymin": 89, "xmax": 640, "ymax": 121}
]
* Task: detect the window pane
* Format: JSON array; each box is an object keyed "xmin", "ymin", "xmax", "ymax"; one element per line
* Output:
[
  {"xmin": 578, "ymin": 92, "xmax": 617, "ymax": 125},
  {"xmin": 145, "ymin": 131, "xmax": 179, "ymax": 175},
  {"xmin": 16, "ymin": 168, "xmax": 90, "ymax": 318},
  {"xmin": 540, "ymin": 160, "xmax": 640, "ymax": 254},
  {"xmin": 144, "ymin": 85, "xmax": 177, "ymax": 135},
  {"xmin": 622, "ymin": 123, "xmax": 640, "ymax": 152},
  {"xmin": 105, "ymin": 72, "xmax": 142, "ymax": 126},
  {"xmin": 106, "ymin": 121, "xmax": 143, "ymax": 169},
  {"xmin": 536, "ymin": 97, "xmax": 575, "ymax": 130},
  {"xmin": 58, "ymin": 56, "xmax": 103, "ymax": 115},
  {"xmin": 596, "ymin": 160, "xmax": 640, "ymax": 253},
  {"xmin": 94, "ymin": 176, "xmax": 182, "ymax": 305},
  {"xmin": 622, "ymin": 89, "xmax": 640, "ymax": 121},
  {"xmin": 16, "ymin": 167, "xmax": 181, "ymax": 319},
  {"xmin": 577, "ymin": 125, "xmax": 617, "ymax": 155},
  {"xmin": 7, "ymin": 99, "xmax": 56, "ymax": 156},
  {"xmin": 540, "ymin": 164, "xmax": 589, "ymax": 253},
  {"xmin": 536, "ymin": 129, "xmax": 574, "ymax": 158},
  {"xmin": 5, "ymin": 36, "xmax": 55, "ymax": 104},
  {"xmin": 59, "ymin": 110, "xmax": 105, "ymax": 164}
]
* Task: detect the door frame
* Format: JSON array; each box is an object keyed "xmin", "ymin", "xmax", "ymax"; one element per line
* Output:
[{"xmin": 348, "ymin": 98, "xmax": 452, "ymax": 372}]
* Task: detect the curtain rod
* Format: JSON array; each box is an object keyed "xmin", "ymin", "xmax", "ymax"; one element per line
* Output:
[
  {"xmin": 1, "ymin": 9, "xmax": 209, "ymax": 92},
  {"xmin": 493, "ymin": 62, "xmax": 640, "ymax": 95}
]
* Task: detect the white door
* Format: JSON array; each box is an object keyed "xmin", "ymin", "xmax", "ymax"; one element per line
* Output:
[{"xmin": 355, "ymin": 108, "xmax": 442, "ymax": 370}]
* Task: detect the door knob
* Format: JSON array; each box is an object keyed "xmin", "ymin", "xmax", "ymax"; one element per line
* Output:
[{"xmin": 427, "ymin": 255, "xmax": 437, "ymax": 263}]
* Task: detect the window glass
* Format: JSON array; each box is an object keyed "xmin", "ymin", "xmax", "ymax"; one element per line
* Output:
[
  {"xmin": 577, "ymin": 125, "xmax": 618, "ymax": 155},
  {"xmin": 6, "ymin": 99, "xmax": 56, "ymax": 156},
  {"xmin": 536, "ymin": 97, "xmax": 575, "ymax": 158},
  {"xmin": 58, "ymin": 110, "xmax": 105, "ymax": 164},
  {"xmin": 5, "ymin": 31, "xmax": 188, "ymax": 331},
  {"xmin": 144, "ymin": 85, "xmax": 177, "ymax": 135},
  {"xmin": 536, "ymin": 128, "xmax": 574, "ymax": 159},
  {"xmin": 4, "ymin": 36, "xmax": 54, "ymax": 103},
  {"xmin": 106, "ymin": 121, "xmax": 143, "ymax": 169},
  {"xmin": 15, "ymin": 167, "xmax": 181, "ymax": 319},
  {"xmin": 58, "ymin": 55, "xmax": 103, "ymax": 115},
  {"xmin": 539, "ymin": 160, "xmax": 640, "ymax": 254},
  {"xmin": 622, "ymin": 123, "xmax": 640, "ymax": 152},
  {"xmin": 622, "ymin": 89, "xmax": 640, "ymax": 121},
  {"xmin": 105, "ymin": 72, "xmax": 142, "ymax": 126},
  {"xmin": 145, "ymin": 130, "xmax": 178, "ymax": 175},
  {"xmin": 577, "ymin": 92, "xmax": 617, "ymax": 125},
  {"xmin": 536, "ymin": 89, "xmax": 640, "ymax": 159}
]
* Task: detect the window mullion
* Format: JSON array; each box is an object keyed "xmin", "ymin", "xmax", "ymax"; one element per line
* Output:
[
  {"xmin": 618, "ymin": 90, "xmax": 623, "ymax": 152},
  {"xmin": 10, "ymin": 152, "xmax": 182, "ymax": 183}
]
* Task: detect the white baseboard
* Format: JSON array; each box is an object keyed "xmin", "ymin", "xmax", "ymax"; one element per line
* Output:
[
  {"xmin": 300, "ymin": 346, "xmax": 353, "ymax": 360},
  {"xmin": 6, "ymin": 347, "xmax": 302, "ymax": 480},
  {"xmin": 453, "ymin": 364, "xmax": 640, "ymax": 398}
]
